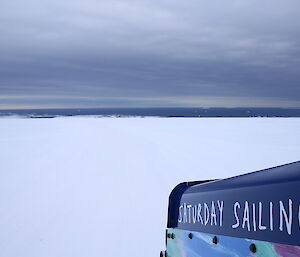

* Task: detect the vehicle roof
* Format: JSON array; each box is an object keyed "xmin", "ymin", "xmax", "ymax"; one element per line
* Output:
[{"xmin": 185, "ymin": 161, "xmax": 300, "ymax": 194}]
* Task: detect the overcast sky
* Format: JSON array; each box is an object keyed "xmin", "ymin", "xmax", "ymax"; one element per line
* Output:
[{"xmin": 0, "ymin": 0, "xmax": 300, "ymax": 109}]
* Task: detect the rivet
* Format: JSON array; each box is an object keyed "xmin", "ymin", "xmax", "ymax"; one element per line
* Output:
[
  {"xmin": 249, "ymin": 243, "xmax": 257, "ymax": 253},
  {"xmin": 167, "ymin": 233, "xmax": 171, "ymax": 238},
  {"xmin": 188, "ymin": 233, "xmax": 193, "ymax": 239},
  {"xmin": 212, "ymin": 236, "xmax": 218, "ymax": 244},
  {"xmin": 171, "ymin": 233, "xmax": 175, "ymax": 239}
]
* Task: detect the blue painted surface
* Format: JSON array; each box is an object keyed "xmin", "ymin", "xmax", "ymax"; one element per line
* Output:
[{"xmin": 167, "ymin": 161, "xmax": 300, "ymax": 246}]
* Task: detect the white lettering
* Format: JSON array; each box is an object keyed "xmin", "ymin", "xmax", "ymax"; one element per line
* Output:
[
  {"xmin": 192, "ymin": 205, "xmax": 197, "ymax": 223},
  {"xmin": 187, "ymin": 205, "xmax": 192, "ymax": 223},
  {"xmin": 197, "ymin": 203, "xmax": 203, "ymax": 224},
  {"xmin": 211, "ymin": 201, "xmax": 217, "ymax": 225},
  {"xmin": 217, "ymin": 200, "xmax": 224, "ymax": 227},
  {"xmin": 232, "ymin": 202, "xmax": 241, "ymax": 229},
  {"xmin": 279, "ymin": 199, "xmax": 293, "ymax": 235},
  {"xmin": 252, "ymin": 203, "xmax": 257, "ymax": 231},
  {"xmin": 270, "ymin": 202, "xmax": 274, "ymax": 231},
  {"xmin": 178, "ymin": 199, "xmax": 295, "ymax": 236},
  {"xmin": 183, "ymin": 203, "xmax": 188, "ymax": 223},
  {"xmin": 259, "ymin": 202, "xmax": 267, "ymax": 230},
  {"xmin": 178, "ymin": 205, "xmax": 183, "ymax": 223},
  {"xmin": 242, "ymin": 201, "xmax": 250, "ymax": 231},
  {"xmin": 204, "ymin": 203, "xmax": 209, "ymax": 225}
]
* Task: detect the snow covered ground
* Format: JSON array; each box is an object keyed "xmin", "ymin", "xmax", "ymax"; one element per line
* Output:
[{"xmin": 0, "ymin": 117, "xmax": 299, "ymax": 257}]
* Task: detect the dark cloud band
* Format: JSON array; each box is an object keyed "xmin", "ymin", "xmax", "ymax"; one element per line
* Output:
[{"xmin": 1, "ymin": 0, "xmax": 300, "ymax": 108}]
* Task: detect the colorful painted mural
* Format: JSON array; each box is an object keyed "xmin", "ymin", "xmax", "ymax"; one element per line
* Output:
[{"xmin": 166, "ymin": 228, "xmax": 300, "ymax": 257}]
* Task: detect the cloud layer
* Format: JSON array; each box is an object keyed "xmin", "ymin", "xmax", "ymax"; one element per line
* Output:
[{"xmin": 1, "ymin": 0, "xmax": 300, "ymax": 108}]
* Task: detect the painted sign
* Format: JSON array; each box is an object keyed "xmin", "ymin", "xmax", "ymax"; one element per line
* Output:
[{"xmin": 168, "ymin": 161, "xmax": 300, "ymax": 246}]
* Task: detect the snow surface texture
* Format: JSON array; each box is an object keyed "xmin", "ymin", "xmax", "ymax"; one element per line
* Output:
[{"xmin": 0, "ymin": 118, "xmax": 299, "ymax": 257}]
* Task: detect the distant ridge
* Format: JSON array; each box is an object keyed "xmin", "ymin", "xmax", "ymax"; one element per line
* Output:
[{"xmin": 1, "ymin": 108, "xmax": 300, "ymax": 118}]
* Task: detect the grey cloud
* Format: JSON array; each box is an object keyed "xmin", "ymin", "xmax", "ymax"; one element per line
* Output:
[{"xmin": 0, "ymin": 0, "xmax": 300, "ymax": 108}]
